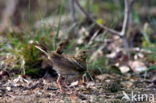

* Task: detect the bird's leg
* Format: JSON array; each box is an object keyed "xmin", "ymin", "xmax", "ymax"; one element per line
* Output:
[
  {"xmin": 82, "ymin": 73, "xmax": 86, "ymax": 83},
  {"xmin": 62, "ymin": 75, "xmax": 69, "ymax": 87},
  {"xmin": 62, "ymin": 75, "xmax": 75, "ymax": 94},
  {"xmin": 57, "ymin": 74, "xmax": 64, "ymax": 92}
]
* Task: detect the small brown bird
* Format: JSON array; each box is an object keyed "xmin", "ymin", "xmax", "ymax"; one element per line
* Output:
[
  {"xmin": 35, "ymin": 43, "xmax": 87, "ymax": 92},
  {"xmin": 49, "ymin": 50, "xmax": 87, "ymax": 91}
]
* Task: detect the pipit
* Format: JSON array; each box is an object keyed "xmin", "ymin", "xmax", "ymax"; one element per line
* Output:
[
  {"xmin": 35, "ymin": 43, "xmax": 87, "ymax": 92},
  {"xmin": 48, "ymin": 50, "xmax": 87, "ymax": 91}
]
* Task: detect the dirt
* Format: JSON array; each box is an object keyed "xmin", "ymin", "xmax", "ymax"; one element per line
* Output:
[{"xmin": 0, "ymin": 73, "xmax": 156, "ymax": 103}]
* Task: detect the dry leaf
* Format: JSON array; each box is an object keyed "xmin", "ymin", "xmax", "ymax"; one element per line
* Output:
[
  {"xmin": 128, "ymin": 61, "xmax": 148, "ymax": 73},
  {"xmin": 119, "ymin": 65, "xmax": 130, "ymax": 73},
  {"xmin": 70, "ymin": 81, "xmax": 79, "ymax": 87},
  {"xmin": 6, "ymin": 86, "xmax": 11, "ymax": 91}
]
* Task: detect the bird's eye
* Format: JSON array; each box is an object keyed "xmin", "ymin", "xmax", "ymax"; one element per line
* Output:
[{"xmin": 82, "ymin": 51, "xmax": 86, "ymax": 53}]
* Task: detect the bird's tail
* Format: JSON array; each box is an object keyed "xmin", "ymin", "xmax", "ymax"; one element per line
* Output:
[{"xmin": 35, "ymin": 45, "xmax": 51, "ymax": 60}]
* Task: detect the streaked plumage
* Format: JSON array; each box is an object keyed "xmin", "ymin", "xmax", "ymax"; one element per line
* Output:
[
  {"xmin": 49, "ymin": 50, "xmax": 87, "ymax": 81},
  {"xmin": 35, "ymin": 41, "xmax": 87, "ymax": 91}
]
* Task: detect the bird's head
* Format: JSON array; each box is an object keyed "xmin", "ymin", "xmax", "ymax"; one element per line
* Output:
[{"xmin": 75, "ymin": 50, "xmax": 88, "ymax": 61}]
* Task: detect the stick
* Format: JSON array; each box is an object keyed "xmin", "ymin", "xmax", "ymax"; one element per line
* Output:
[
  {"xmin": 74, "ymin": 0, "xmax": 135, "ymax": 38},
  {"xmin": 35, "ymin": 45, "xmax": 50, "ymax": 59}
]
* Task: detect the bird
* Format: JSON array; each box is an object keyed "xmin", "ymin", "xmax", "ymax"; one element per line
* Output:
[
  {"xmin": 48, "ymin": 50, "xmax": 87, "ymax": 91},
  {"xmin": 35, "ymin": 41, "xmax": 87, "ymax": 92}
]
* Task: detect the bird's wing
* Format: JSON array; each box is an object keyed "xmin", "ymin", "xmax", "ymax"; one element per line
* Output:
[
  {"xmin": 67, "ymin": 58, "xmax": 86, "ymax": 71},
  {"xmin": 51, "ymin": 53, "xmax": 86, "ymax": 72}
]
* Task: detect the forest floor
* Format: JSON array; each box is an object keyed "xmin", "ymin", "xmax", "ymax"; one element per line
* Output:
[{"xmin": 0, "ymin": 71, "xmax": 156, "ymax": 103}]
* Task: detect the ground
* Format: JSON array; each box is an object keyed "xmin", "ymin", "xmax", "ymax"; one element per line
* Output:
[{"xmin": 0, "ymin": 71, "xmax": 156, "ymax": 103}]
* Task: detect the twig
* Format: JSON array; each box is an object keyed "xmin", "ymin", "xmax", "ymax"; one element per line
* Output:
[
  {"xmin": 120, "ymin": 0, "xmax": 135, "ymax": 36},
  {"xmin": 74, "ymin": 0, "xmax": 92, "ymax": 20},
  {"xmin": 120, "ymin": 0, "xmax": 129, "ymax": 36},
  {"xmin": 35, "ymin": 45, "xmax": 50, "ymax": 59},
  {"xmin": 88, "ymin": 30, "xmax": 100, "ymax": 46},
  {"xmin": 120, "ymin": 0, "xmax": 135, "ymax": 57},
  {"xmin": 74, "ymin": 0, "xmax": 120, "ymax": 36},
  {"xmin": 95, "ymin": 22, "xmax": 121, "ymax": 36},
  {"xmin": 74, "ymin": 0, "xmax": 135, "ymax": 38}
]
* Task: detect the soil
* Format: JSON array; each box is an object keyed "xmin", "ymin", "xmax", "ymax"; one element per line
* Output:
[{"xmin": 0, "ymin": 72, "xmax": 156, "ymax": 103}]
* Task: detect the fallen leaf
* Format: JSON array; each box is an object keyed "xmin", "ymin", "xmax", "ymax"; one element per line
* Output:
[
  {"xmin": 119, "ymin": 65, "xmax": 130, "ymax": 73},
  {"xmin": 128, "ymin": 61, "xmax": 148, "ymax": 73},
  {"xmin": 70, "ymin": 81, "xmax": 79, "ymax": 87}
]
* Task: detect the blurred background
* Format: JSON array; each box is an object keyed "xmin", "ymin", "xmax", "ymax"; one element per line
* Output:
[
  {"xmin": 0, "ymin": 0, "xmax": 156, "ymax": 30},
  {"xmin": 0, "ymin": 0, "xmax": 156, "ymax": 77}
]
